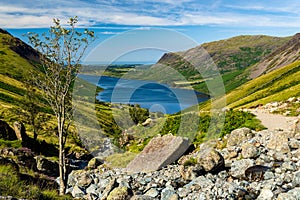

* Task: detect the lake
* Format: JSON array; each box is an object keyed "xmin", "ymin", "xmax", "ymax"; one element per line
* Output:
[{"xmin": 79, "ymin": 74, "xmax": 209, "ymax": 114}]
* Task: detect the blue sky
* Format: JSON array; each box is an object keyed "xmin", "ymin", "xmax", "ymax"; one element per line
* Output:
[{"xmin": 2, "ymin": 0, "xmax": 300, "ymax": 63}]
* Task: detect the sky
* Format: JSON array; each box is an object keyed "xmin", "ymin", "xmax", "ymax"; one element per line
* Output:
[{"xmin": 2, "ymin": 0, "xmax": 300, "ymax": 63}]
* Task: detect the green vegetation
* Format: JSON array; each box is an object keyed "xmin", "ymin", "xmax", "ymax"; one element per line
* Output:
[
  {"xmin": 129, "ymin": 104, "xmax": 149, "ymax": 124},
  {"xmin": 225, "ymin": 60, "xmax": 300, "ymax": 109},
  {"xmin": 105, "ymin": 151, "xmax": 137, "ymax": 168},
  {"xmin": 160, "ymin": 110, "xmax": 264, "ymax": 145},
  {"xmin": 0, "ymin": 164, "xmax": 72, "ymax": 199}
]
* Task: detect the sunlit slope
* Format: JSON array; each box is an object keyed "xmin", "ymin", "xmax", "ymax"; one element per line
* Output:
[{"xmin": 226, "ymin": 60, "xmax": 300, "ymax": 108}]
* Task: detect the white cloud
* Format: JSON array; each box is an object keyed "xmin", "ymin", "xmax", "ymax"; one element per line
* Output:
[{"xmin": 1, "ymin": 0, "xmax": 300, "ymax": 28}]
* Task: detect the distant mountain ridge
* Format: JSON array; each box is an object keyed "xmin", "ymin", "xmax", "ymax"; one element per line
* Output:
[
  {"xmin": 249, "ymin": 33, "xmax": 300, "ymax": 79},
  {"xmin": 155, "ymin": 34, "xmax": 294, "ymax": 92}
]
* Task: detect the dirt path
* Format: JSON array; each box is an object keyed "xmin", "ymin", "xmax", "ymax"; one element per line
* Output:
[{"xmin": 249, "ymin": 109, "xmax": 298, "ymax": 131}]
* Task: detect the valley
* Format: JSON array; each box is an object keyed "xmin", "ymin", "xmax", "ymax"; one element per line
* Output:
[{"xmin": 0, "ymin": 27, "xmax": 300, "ymax": 198}]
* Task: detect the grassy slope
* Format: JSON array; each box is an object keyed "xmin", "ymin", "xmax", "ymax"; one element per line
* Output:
[{"xmin": 205, "ymin": 60, "xmax": 300, "ymax": 110}]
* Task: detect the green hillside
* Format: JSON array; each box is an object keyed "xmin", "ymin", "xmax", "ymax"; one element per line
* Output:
[
  {"xmin": 0, "ymin": 29, "xmax": 39, "ymax": 108},
  {"xmin": 226, "ymin": 60, "xmax": 300, "ymax": 109},
  {"xmin": 121, "ymin": 35, "xmax": 290, "ymax": 94}
]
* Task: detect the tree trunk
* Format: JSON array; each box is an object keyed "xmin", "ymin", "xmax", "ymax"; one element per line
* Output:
[{"xmin": 58, "ymin": 119, "xmax": 66, "ymax": 195}]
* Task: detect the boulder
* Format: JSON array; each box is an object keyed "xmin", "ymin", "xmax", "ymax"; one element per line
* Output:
[
  {"xmin": 227, "ymin": 128, "xmax": 252, "ymax": 147},
  {"xmin": 126, "ymin": 134, "xmax": 190, "ymax": 172},
  {"xmin": 230, "ymin": 159, "xmax": 254, "ymax": 179},
  {"xmin": 197, "ymin": 149, "xmax": 224, "ymax": 173},
  {"xmin": 87, "ymin": 157, "xmax": 103, "ymax": 169},
  {"xmin": 267, "ymin": 132, "xmax": 290, "ymax": 153},
  {"xmin": 241, "ymin": 143, "xmax": 259, "ymax": 158},
  {"xmin": 107, "ymin": 186, "xmax": 132, "ymax": 200},
  {"xmin": 77, "ymin": 173, "xmax": 93, "ymax": 188},
  {"xmin": 35, "ymin": 156, "xmax": 59, "ymax": 176},
  {"xmin": 13, "ymin": 121, "xmax": 27, "ymax": 141},
  {"xmin": 0, "ymin": 120, "xmax": 17, "ymax": 140}
]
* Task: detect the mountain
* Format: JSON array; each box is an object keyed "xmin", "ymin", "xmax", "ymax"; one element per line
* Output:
[
  {"xmin": 249, "ymin": 33, "xmax": 300, "ymax": 79},
  {"xmin": 0, "ymin": 29, "xmax": 41, "ymax": 108},
  {"xmin": 155, "ymin": 35, "xmax": 291, "ymax": 92}
]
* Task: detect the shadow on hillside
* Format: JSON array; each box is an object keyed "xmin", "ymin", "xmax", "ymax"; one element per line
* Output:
[{"xmin": 22, "ymin": 137, "xmax": 58, "ymax": 157}]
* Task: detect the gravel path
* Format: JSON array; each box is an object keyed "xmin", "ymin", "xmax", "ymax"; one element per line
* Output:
[{"xmin": 250, "ymin": 109, "xmax": 298, "ymax": 131}]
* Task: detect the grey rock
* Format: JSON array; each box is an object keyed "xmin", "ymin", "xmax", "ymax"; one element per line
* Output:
[
  {"xmin": 256, "ymin": 189, "xmax": 273, "ymax": 200},
  {"xmin": 101, "ymin": 178, "xmax": 117, "ymax": 200},
  {"xmin": 77, "ymin": 173, "xmax": 93, "ymax": 188},
  {"xmin": 267, "ymin": 132, "xmax": 290, "ymax": 153},
  {"xmin": 227, "ymin": 128, "xmax": 252, "ymax": 147},
  {"xmin": 130, "ymin": 195, "xmax": 155, "ymax": 200},
  {"xmin": 293, "ymin": 171, "xmax": 300, "ymax": 186},
  {"xmin": 161, "ymin": 188, "xmax": 177, "ymax": 200},
  {"xmin": 241, "ymin": 143, "xmax": 259, "ymax": 158},
  {"xmin": 87, "ymin": 157, "xmax": 103, "ymax": 169},
  {"xmin": 13, "ymin": 121, "xmax": 27, "ymax": 141},
  {"xmin": 197, "ymin": 149, "xmax": 224, "ymax": 173},
  {"xmin": 72, "ymin": 185, "xmax": 86, "ymax": 198},
  {"xmin": 287, "ymin": 187, "xmax": 300, "ymax": 199},
  {"xmin": 230, "ymin": 159, "xmax": 254, "ymax": 179},
  {"xmin": 126, "ymin": 134, "xmax": 190, "ymax": 172},
  {"xmin": 107, "ymin": 186, "xmax": 131, "ymax": 200},
  {"xmin": 86, "ymin": 184, "xmax": 99, "ymax": 195},
  {"xmin": 144, "ymin": 188, "xmax": 159, "ymax": 198},
  {"xmin": 289, "ymin": 138, "xmax": 300, "ymax": 149},
  {"xmin": 264, "ymin": 171, "xmax": 275, "ymax": 180}
]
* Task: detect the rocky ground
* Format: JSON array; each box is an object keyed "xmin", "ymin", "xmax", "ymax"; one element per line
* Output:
[{"xmin": 67, "ymin": 124, "xmax": 300, "ymax": 199}]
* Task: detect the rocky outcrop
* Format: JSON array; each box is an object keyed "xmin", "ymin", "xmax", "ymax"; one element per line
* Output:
[
  {"xmin": 126, "ymin": 134, "xmax": 190, "ymax": 172},
  {"xmin": 36, "ymin": 156, "xmax": 59, "ymax": 177},
  {"xmin": 13, "ymin": 121, "xmax": 28, "ymax": 142},
  {"xmin": 66, "ymin": 127, "xmax": 300, "ymax": 199},
  {"xmin": 0, "ymin": 120, "xmax": 17, "ymax": 140}
]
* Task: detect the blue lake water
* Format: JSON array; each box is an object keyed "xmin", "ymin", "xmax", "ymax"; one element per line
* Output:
[{"xmin": 79, "ymin": 74, "xmax": 209, "ymax": 114}]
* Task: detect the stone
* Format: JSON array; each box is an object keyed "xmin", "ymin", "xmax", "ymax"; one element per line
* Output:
[
  {"xmin": 230, "ymin": 159, "xmax": 254, "ymax": 179},
  {"xmin": 227, "ymin": 128, "xmax": 252, "ymax": 147},
  {"xmin": 13, "ymin": 121, "xmax": 27, "ymax": 141},
  {"xmin": 293, "ymin": 171, "xmax": 300, "ymax": 186},
  {"xmin": 267, "ymin": 132, "xmax": 290, "ymax": 153},
  {"xmin": 256, "ymin": 189, "xmax": 273, "ymax": 200},
  {"xmin": 35, "ymin": 156, "xmax": 59, "ymax": 176},
  {"xmin": 126, "ymin": 134, "xmax": 190, "ymax": 172},
  {"xmin": 294, "ymin": 119, "xmax": 300, "ymax": 135},
  {"xmin": 77, "ymin": 173, "xmax": 93, "ymax": 188},
  {"xmin": 144, "ymin": 188, "xmax": 159, "ymax": 198},
  {"xmin": 241, "ymin": 143, "xmax": 259, "ymax": 158},
  {"xmin": 101, "ymin": 178, "xmax": 117, "ymax": 200},
  {"xmin": 130, "ymin": 195, "xmax": 155, "ymax": 200},
  {"xmin": 86, "ymin": 184, "xmax": 98, "ymax": 195},
  {"xmin": 72, "ymin": 185, "xmax": 86, "ymax": 198},
  {"xmin": 142, "ymin": 118, "xmax": 152, "ymax": 126},
  {"xmin": 0, "ymin": 120, "xmax": 17, "ymax": 140},
  {"xmin": 287, "ymin": 188, "xmax": 300, "ymax": 199},
  {"xmin": 197, "ymin": 149, "xmax": 224, "ymax": 173},
  {"xmin": 107, "ymin": 186, "xmax": 131, "ymax": 200},
  {"xmin": 289, "ymin": 138, "xmax": 300, "ymax": 149},
  {"xmin": 161, "ymin": 188, "xmax": 177, "ymax": 200},
  {"xmin": 87, "ymin": 157, "xmax": 103, "ymax": 169},
  {"xmin": 179, "ymin": 165, "xmax": 204, "ymax": 181}
]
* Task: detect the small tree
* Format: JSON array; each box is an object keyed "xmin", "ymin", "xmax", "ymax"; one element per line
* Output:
[{"xmin": 27, "ymin": 17, "xmax": 94, "ymax": 195}]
